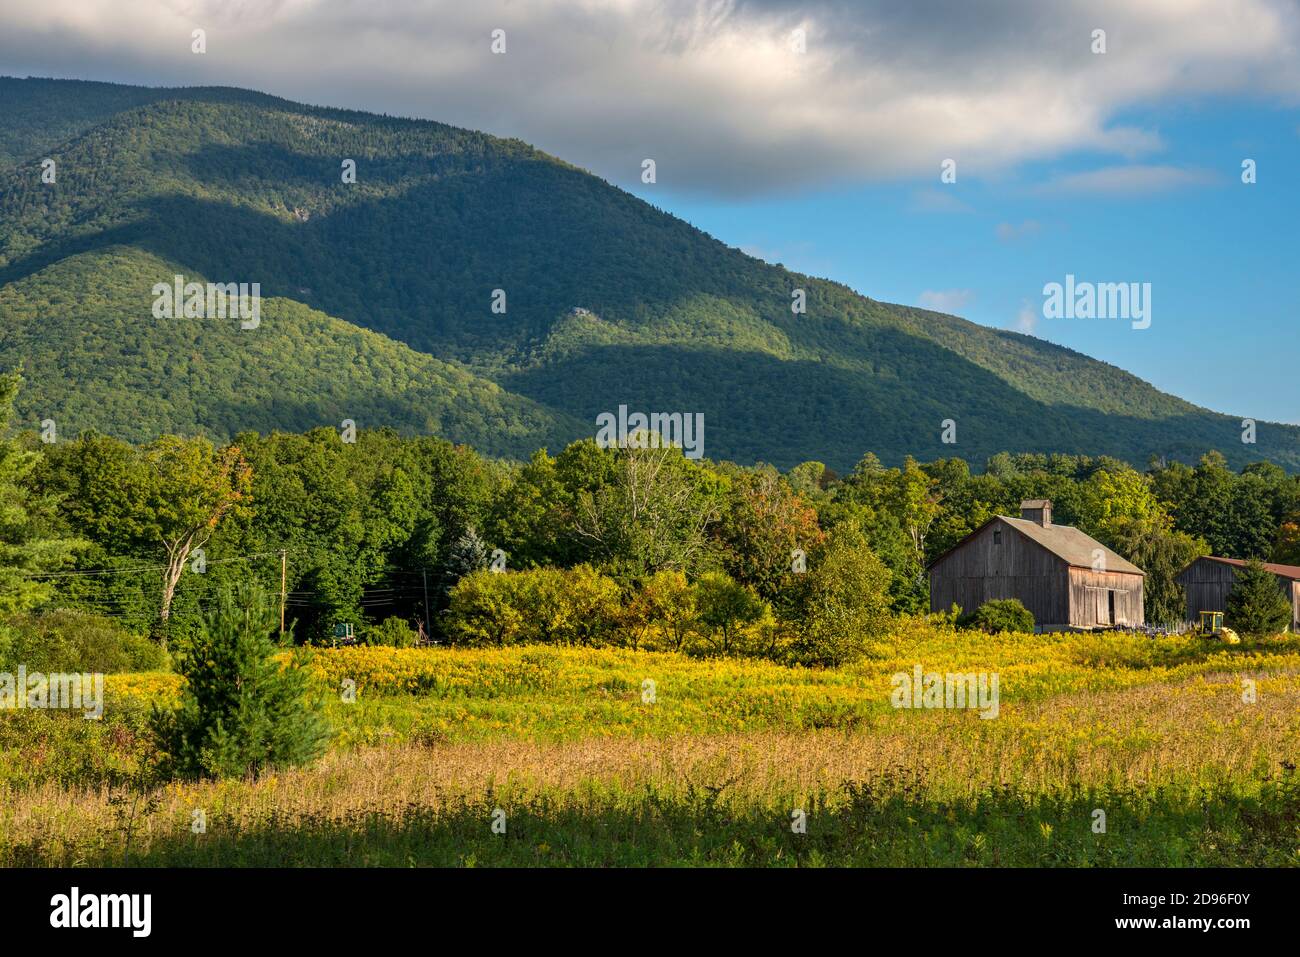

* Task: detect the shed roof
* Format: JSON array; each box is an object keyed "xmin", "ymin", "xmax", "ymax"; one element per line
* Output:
[
  {"xmin": 1191, "ymin": 555, "xmax": 1300, "ymax": 580},
  {"xmin": 927, "ymin": 515, "xmax": 1145, "ymax": 576},
  {"xmin": 997, "ymin": 516, "xmax": 1144, "ymax": 575}
]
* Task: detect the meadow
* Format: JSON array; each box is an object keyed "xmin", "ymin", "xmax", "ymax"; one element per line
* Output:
[{"xmin": 2, "ymin": 621, "xmax": 1298, "ymax": 867}]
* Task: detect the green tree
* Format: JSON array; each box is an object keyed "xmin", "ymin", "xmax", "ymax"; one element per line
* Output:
[
  {"xmin": 151, "ymin": 584, "xmax": 330, "ymax": 780},
  {"xmin": 220, "ymin": 428, "xmax": 488, "ymax": 643},
  {"xmin": 556, "ymin": 564, "xmax": 622, "ymax": 647},
  {"xmin": 692, "ymin": 571, "xmax": 771, "ymax": 657},
  {"xmin": 141, "ymin": 437, "xmax": 253, "ymax": 633},
  {"xmin": 570, "ymin": 443, "xmax": 722, "ymax": 579},
  {"xmin": 510, "ymin": 566, "xmax": 621, "ymax": 646},
  {"xmin": 486, "ymin": 450, "xmax": 572, "ymax": 568},
  {"xmin": 833, "ymin": 455, "xmax": 935, "ymax": 614},
  {"xmin": 626, "ymin": 569, "xmax": 696, "ymax": 652},
  {"xmin": 1079, "ymin": 465, "xmax": 1160, "ymax": 540},
  {"xmin": 441, "ymin": 526, "xmax": 491, "ymax": 597},
  {"xmin": 444, "ymin": 569, "xmax": 528, "ymax": 646},
  {"xmin": 786, "ymin": 461, "xmax": 831, "ymax": 498},
  {"xmin": 716, "ymin": 467, "xmax": 824, "ymax": 606},
  {"xmin": 0, "ymin": 372, "xmax": 83, "ymax": 614},
  {"xmin": 1225, "ymin": 560, "xmax": 1291, "ymax": 637},
  {"xmin": 892, "ymin": 456, "xmax": 944, "ymax": 573},
  {"xmin": 1159, "ymin": 453, "xmax": 1279, "ymax": 559},
  {"xmin": 785, "ymin": 521, "xmax": 892, "ymax": 666}
]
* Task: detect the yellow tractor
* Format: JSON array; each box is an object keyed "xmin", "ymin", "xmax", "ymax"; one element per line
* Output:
[{"xmin": 1196, "ymin": 611, "xmax": 1239, "ymax": 644}]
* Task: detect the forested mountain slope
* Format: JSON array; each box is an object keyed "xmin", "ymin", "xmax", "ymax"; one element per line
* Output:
[
  {"xmin": 0, "ymin": 245, "xmax": 579, "ymax": 453},
  {"xmin": 1, "ymin": 76, "xmax": 1295, "ymax": 469}
]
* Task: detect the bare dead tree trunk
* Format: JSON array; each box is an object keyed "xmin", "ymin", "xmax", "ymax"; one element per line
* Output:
[{"xmin": 158, "ymin": 529, "xmax": 208, "ymax": 648}]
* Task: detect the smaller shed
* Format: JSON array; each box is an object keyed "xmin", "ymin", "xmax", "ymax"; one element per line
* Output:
[{"xmin": 1176, "ymin": 556, "xmax": 1300, "ymax": 631}]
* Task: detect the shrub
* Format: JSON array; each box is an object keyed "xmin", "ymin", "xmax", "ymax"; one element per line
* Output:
[
  {"xmin": 513, "ymin": 568, "xmax": 572, "ymax": 644},
  {"xmin": 959, "ymin": 599, "xmax": 1035, "ymax": 634},
  {"xmin": 622, "ymin": 569, "xmax": 696, "ymax": 651},
  {"xmin": 783, "ymin": 521, "xmax": 892, "ymax": 666},
  {"xmin": 365, "ymin": 616, "xmax": 419, "ymax": 648},
  {"xmin": 445, "ymin": 570, "xmax": 529, "ymax": 646},
  {"xmin": 692, "ymin": 571, "xmax": 772, "ymax": 657},
  {"xmin": 150, "ymin": 584, "xmax": 331, "ymax": 780},
  {"xmin": 551, "ymin": 564, "xmax": 622, "ymax": 646},
  {"xmin": 1226, "ymin": 559, "xmax": 1292, "ymax": 637},
  {"xmin": 444, "ymin": 566, "xmax": 622, "ymax": 647},
  {"xmin": 0, "ymin": 609, "xmax": 167, "ymax": 673},
  {"xmin": 0, "ymin": 706, "xmax": 153, "ymax": 789}
]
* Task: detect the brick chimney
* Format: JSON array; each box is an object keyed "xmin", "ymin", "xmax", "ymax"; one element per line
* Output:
[{"xmin": 1020, "ymin": 499, "xmax": 1052, "ymax": 527}]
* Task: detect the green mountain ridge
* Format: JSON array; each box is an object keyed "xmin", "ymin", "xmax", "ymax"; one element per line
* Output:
[
  {"xmin": 0, "ymin": 76, "xmax": 1295, "ymax": 470},
  {"xmin": 0, "ymin": 245, "xmax": 581, "ymax": 453}
]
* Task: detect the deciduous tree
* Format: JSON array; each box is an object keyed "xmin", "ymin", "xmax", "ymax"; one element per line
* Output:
[{"xmin": 0, "ymin": 373, "xmax": 83, "ymax": 614}]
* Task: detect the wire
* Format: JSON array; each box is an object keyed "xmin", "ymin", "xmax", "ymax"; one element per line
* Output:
[
  {"xmin": 28, "ymin": 547, "xmax": 455, "ymax": 627},
  {"xmin": 20, "ymin": 550, "xmax": 285, "ymax": 579}
]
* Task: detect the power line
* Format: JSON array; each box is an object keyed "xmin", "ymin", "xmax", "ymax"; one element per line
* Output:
[
  {"xmin": 19, "ymin": 550, "xmax": 287, "ymax": 579},
  {"xmin": 30, "ymin": 548, "xmax": 463, "ymax": 630}
]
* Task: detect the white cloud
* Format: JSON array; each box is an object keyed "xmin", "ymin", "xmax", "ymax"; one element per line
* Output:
[
  {"xmin": 0, "ymin": 0, "xmax": 1297, "ymax": 196},
  {"xmin": 1040, "ymin": 164, "xmax": 1219, "ymax": 194},
  {"xmin": 918, "ymin": 289, "xmax": 975, "ymax": 313},
  {"xmin": 1013, "ymin": 301, "xmax": 1039, "ymax": 335}
]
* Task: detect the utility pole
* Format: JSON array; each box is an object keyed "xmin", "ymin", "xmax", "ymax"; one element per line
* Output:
[{"xmin": 279, "ymin": 549, "xmax": 287, "ymax": 640}]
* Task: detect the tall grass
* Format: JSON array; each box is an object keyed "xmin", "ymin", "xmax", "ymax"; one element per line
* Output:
[{"xmin": 2, "ymin": 623, "xmax": 1297, "ymax": 866}]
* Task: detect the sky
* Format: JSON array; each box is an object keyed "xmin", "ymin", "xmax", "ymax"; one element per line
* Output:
[{"xmin": 0, "ymin": 0, "xmax": 1296, "ymax": 422}]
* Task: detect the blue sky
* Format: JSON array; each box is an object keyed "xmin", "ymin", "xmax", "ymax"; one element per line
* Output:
[{"xmin": 638, "ymin": 99, "xmax": 1299, "ymax": 424}]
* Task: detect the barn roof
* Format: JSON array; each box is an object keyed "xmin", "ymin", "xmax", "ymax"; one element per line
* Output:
[
  {"xmin": 997, "ymin": 516, "xmax": 1145, "ymax": 575},
  {"xmin": 1191, "ymin": 555, "xmax": 1300, "ymax": 580},
  {"xmin": 927, "ymin": 515, "xmax": 1144, "ymax": 575}
]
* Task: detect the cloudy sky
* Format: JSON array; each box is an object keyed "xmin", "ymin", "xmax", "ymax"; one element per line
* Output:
[{"xmin": 1, "ymin": 0, "xmax": 1298, "ymax": 422}]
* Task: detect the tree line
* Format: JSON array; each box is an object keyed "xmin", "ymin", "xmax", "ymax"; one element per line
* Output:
[{"xmin": 3, "ymin": 372, "xmax": 1299, "ymax": 661}]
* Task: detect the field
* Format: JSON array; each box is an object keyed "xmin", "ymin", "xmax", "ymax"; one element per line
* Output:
[{"xmin": 3, "ymin": 621, "xmax": 1299, "ymax": 867}]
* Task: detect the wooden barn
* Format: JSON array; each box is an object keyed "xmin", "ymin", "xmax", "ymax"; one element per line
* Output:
[
  {"xmin": 1175, "ymin": 556, "xmax": 1300, "ymax": 631},
  {"xmin": 927, "ymin": 499, "xmax": 1145, "ymax": 631}
]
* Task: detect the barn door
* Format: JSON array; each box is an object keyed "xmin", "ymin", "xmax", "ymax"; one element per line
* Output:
[{"xmin": 1107, "ymin": 590, "xmax": 1116, "ymax": 626}]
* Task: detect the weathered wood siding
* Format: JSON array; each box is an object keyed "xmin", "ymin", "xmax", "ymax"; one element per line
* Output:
[
  {"xmin": 1178, "ymin": 558, "xmax": 1300, "ymax": 630},
  {"xmin": 1067, "ymin": 568, "xmax": 1145, "ymax": 627},
  {"xmin": 929, "ymin": 519, "xmax": 1070, "ymax": 627},
  {"xmin": 1180, "ymin": 556, "xmax": 1300, "ymax": 631},
  {"xmin": 1177, "ymin": 557, "xmax": 1238, "ymax": 622}
]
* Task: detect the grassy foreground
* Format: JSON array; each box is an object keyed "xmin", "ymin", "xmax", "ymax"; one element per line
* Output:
[{"xmin": 2, "ymin": 623, "xmax": 1299, "ymax": 866}]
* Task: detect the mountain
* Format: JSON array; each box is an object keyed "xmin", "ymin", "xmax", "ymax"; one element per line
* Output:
[
  {"xmin": 0, "ymin": 246, "xmax": 580, "ymax": 452},
  {"xmin": 1, "ymin": 76, "xmax": 1296, "ymax": 470}
]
